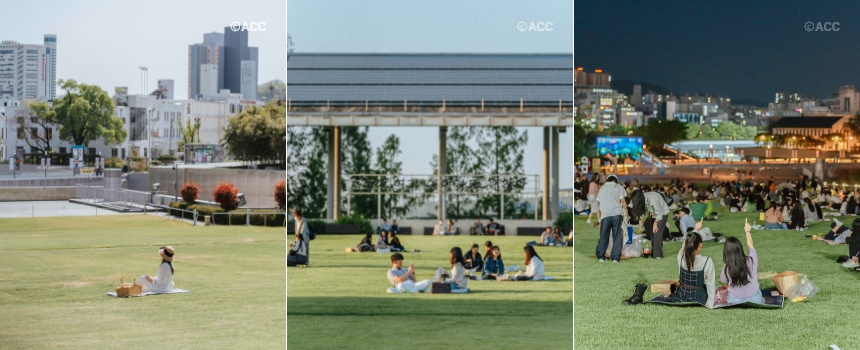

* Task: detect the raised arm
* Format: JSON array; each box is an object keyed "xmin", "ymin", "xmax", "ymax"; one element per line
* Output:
[{"xmin": 744, "ymin": 218, "xmax": 753, "ymax": 249}]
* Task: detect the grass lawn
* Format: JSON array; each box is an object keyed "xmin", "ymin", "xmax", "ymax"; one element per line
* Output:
[
  {"xmin": 574, "ymin": 211, "xmax": 860, "ymax": 349},
  {"xmin": 287, "ymin": 234, "xmax": 573, "ymax": 349},
  {"xmin": 0, "ymin": 215, "xmax": 285, "ymax": 349}
]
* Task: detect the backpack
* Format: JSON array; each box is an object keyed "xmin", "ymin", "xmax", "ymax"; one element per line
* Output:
[
  {"xmin": 660, "ymin": 192, "xmax": 674, "ymax": 206},
  {"xmin": 300, "ymin": 220, "xmax": 317, "ymax": 240}
]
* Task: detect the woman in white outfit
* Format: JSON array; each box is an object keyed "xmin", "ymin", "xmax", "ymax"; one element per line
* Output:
[
  {"xmin": 137, "ymin": 246, "xmax": 175, "ymax": 294},
  {"xmin": 515, "ymin": 245, "xmax": 545, "ymax": 281},
  {"xmin": 434, "ymin": 247, "xmax": 468, "ymax": 290}
]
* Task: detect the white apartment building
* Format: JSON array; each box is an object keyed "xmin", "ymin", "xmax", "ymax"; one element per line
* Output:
[
  {"xmin": 0, "ymin": 35, "xmax": 56, "ymax": 102},
  {"xmin": 3, "ymin": 88, "xmax": 263, "ymax": 161}
]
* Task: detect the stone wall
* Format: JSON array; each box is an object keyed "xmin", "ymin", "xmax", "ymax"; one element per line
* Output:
[{"xmin": 149, "ymin": 167, "xmax": 284, "ymax": 208}]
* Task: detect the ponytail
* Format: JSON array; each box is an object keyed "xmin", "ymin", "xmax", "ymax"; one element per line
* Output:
[{"xmin": 683, "ymin": 232, "xmax": 703, "ymax": 271}]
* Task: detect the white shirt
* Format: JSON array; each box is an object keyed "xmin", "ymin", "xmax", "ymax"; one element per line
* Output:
[
  {"xmin": 138, "ymin": 262, "xmax": 174, "ymax": 294},
  {"xmin": 525, "ymin": 256, "xmax": 545, "ymax": 280},
  {"xmin": 597, "ymin": 182, "xmax": 627, "ymax": 220},
  {"xmin": 675, "ymin": 248, "xmax": 715, "ymax": 308}
]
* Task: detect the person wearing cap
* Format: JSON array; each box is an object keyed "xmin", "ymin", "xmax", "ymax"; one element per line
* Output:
[
  {"xmin": 595, "ymin": 173, "xmax": 628, "ymax": 263},
  {"xmin": 137, "ymin": 246, "xmax": 175, "ymax": 294}
]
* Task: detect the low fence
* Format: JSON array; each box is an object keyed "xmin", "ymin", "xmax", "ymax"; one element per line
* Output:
[
  {"xmin": 143, "ymin": 203, "xmax": 199, "ymax": 225},
  {"xmin": 210, "ymin": 209, "xmax": 287, "ymax": 226}
]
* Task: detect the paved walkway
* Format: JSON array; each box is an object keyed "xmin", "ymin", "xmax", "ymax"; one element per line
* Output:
[{"xmin": 0, "ymin": 201, "xmax": 131, "ymax": 218}]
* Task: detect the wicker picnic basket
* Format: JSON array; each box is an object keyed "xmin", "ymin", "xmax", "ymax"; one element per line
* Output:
[{"xmin": 116, "ymin": 275, "xmax": 142, "ymax": 297}]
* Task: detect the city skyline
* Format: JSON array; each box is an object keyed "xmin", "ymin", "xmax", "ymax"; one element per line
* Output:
[
  {"xmin": 575, "ymin": 0, "xmax": 860, "ymax": 105},
  {"xmin": 3, "ymin": 0, "xmax": 285, "ymax": 101}
]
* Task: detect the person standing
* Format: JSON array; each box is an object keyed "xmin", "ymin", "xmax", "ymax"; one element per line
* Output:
[
  {"xmin": 629, "ymin": 189, "xmax": 670, "ymax": 259},
  {"xmin": 293, "ymin": 208, "xmax": 310, "ymax": 266},
  {"xmin": 586, "ymin": 173, "xmax": 601, "ymax": 225},
  {"xmin": 595, "ymin": 174, "xmax": 628, "ymax": 263}
]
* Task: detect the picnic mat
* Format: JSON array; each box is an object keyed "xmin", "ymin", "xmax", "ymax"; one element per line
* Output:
[
  {"xmin": 646, "ymin": 289, "xmax": 784, "ymax": 309},
  {"xmin": 106, "ymin": 289, "xmax": 191, "ymax": 298}
]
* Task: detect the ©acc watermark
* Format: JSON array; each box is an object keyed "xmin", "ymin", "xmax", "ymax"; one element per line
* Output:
[
  {"xmin": 230, "ymin": 22, "xmax": 266, "ymax": 32},
  {"xmin": 805, "ymin": 21, "xmax": 840, "ymax": 32},
  {"xmin": 518, "ymin": 21, "xmax": 553, "ymax": 32}
]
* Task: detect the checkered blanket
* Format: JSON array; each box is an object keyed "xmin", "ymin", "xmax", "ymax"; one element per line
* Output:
[{"xmin": 105, "ymin": 289, "xmax": 191, "ymax": 298}]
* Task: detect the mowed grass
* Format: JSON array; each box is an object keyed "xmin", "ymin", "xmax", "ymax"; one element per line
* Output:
[
  {"xmin": 0, "ymin": 215, "xmax": 286, "ymax": 349},
  {"xmin": 574, "ymin": 211, "xmax": 860, "ymax": 349},
  {"xmin": 287, "ymin": 234, "xmax": 573, "ymax": 350}
]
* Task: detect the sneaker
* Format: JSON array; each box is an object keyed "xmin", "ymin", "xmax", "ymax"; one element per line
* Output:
[
  {"xmin": 586, "ymin": 219, "xmax": 592, "ymax": 224},
  {"xmin": 655, "ymin": 257, "xmax": 662, "ymax": 259},
  {"xmin": 612, "ymin": 260, "xmax": 619, "ymax": 263},
  {"xmin": 598, "ymin": 259, "xmax": 606, "ymax": 263},
  {"xmin": 842, "ymin": 261, "xmax": 859, "ymax": 268}
]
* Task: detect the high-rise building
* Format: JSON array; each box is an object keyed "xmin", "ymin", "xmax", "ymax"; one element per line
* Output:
[
  {"xmin": 200, "ymin": 64, "xmax": 218, "ymax": 95},
  {"xmin": 0, "ymin": 35, "xmax": 56, "ymax": 101},
  {"xmin": 223, "ymin": 26, "xmax": 258, "ymax": 99},
  {"xmin": 240, "ymin": 60, "xmax": 258, "ymax": 100},
  {"xmin": 188, "ymin": 32, "xmax": 224, "ymax": 99}
]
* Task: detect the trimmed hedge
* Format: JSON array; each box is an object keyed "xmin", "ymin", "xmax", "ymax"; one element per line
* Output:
[
  {"xmin": 287, "ymin": 220, "xmax": 327, "ymax": 234},
  {"xmin": 168, "ymin": 202, "xmax": 286, "ymax": 227},
  {"xmin": 333, "ymin": 213, "xmax": 372, "ymax": 234}
]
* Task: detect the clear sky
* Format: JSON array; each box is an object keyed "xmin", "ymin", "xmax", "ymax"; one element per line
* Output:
[
  {"xmin": 288, "ymin": 0, "xmax": 573, "ymax": 187},
  {"xmin": 2, "ymin": 0, "xmax": 286, "ymax": 99}
]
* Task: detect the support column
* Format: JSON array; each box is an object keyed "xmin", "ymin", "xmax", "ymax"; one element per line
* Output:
[
  {"xmin": 326, "ymin": 127, "xmax": 335, "ymax": 220},
  {"xmin": 438, "ymin": 126, "xmax": 447, "ymax": 221},
  {"xmin": 542, "ymin": 127, "xmax": 550, "ymax": 221},
  {"xmin": 333, "ymin": 126, "xmax": 341, "ymax": 220},
  {"xmin": 551, "ymin": 126, "xmax": 559, "ymax": 221}
]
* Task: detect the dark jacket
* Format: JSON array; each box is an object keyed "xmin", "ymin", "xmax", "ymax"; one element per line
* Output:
[{"xmin": 464, "ymin": 251, "xmax": 483, "ymax": 270}]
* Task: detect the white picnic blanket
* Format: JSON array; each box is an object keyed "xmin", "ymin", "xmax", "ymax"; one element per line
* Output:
[{"xmin": 106, "ymin": 289, "xmax": 191, "ymax": 298}]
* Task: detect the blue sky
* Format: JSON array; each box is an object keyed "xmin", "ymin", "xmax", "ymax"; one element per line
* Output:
[
  {"xmin": 2, "ymin": 0, "xmax": 286, "ymax": 99},
  {"xmin": 287, "ymin": 0, "xmax": 573, "ymax": 187}
]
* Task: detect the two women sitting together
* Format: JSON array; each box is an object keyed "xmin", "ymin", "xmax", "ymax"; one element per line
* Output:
[
  {"xmin": 664, "ymin": 219, "xmax": 760, "ymax": 308},
  {"xmin": 352, "ymin": 230, "xmax": 405, "ymax": 252}
]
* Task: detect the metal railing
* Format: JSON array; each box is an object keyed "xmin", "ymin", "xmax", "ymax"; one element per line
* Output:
[
  {"xmin": 143, "ymin": 203, "xmax": 198, "ymax": 225},
  {"xmin": 211, "ymin": 209, "xmax": 287, "ymax": 226}
]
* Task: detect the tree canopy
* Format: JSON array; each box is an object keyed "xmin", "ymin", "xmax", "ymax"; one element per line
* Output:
[
  {"xmin": 221, "ymin": 101, "xmax": 286, "ymax": 167},
  {"xmin": 35, "ymin": 79, "xmax": 127, "ymax": 147}
]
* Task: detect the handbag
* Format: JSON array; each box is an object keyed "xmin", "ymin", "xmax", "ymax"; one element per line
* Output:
[
  {"xmin": 431, "ymin": 283, "xmax": 451, "ymax": 294},
  {"xmin": 116, "ymin": 275, "xmax": 142, "ymax": 297}
]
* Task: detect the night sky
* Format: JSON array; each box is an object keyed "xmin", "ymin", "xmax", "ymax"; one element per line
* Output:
[{"xmin": 575, "ymin": 0, "xmax": 860, "ymax": 105}]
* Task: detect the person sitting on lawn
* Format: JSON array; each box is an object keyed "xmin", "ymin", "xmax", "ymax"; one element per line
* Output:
[
  {"xmin": 678, "ymin": 208, "xmax": 696, "ymax": 240},
  {"xmin": 387, "ymin": 253, "xmax": 431, "ymax": 293},
  {"xmin": 289, "ymin": 232, "xmax": 309, "ymax": 266},
  {"xmin": 484, "ymin": 240, "xmax": 494, "ymax": 258},
  {"xmin": 482, "ymin": 246, "xmax": 504, "ymax": 280},
  {"xmin": 378, "ymin": 218, "xmax": 391, "ymax": 235},
  {"xmin": 434, "ymin": 247, "xmax": 468, "ymax": 290},
  {"xmin": 848, "ymin": 196, "xmax": 859, "ymax": 216},
  {"xmin": 390, "ymin": 219, "xmax": 399, "ymax": 235},
  {"xmin": 463, "ymin": 243, "xmax": 483, "ymax": 271},
  {"xmin": 667, "ymin": 232, "xmax": 715, "ymax": 308},
  {"xmin": 787, "ymin": 201, "xmax": 805, "ymax": 230},
  {"xmin": 764, "ymin": 202, "xmax": 787, "ymax": 230},
  {"xmin": 376, "ymin": 230, "xmax": 390, "ymax": 250},
  {"xmin": 137, "ymin": 246, "xmax": 175, "ymax": 293},
  {"xmin": 354, "ymin": 233, "xmax": 374, "ymax": 252},
  {"xmin": 514, "ymin": 245, "xmax": 545, "ymax": 281},
  {"xmin": 720, "ymin": 219, "xmax": 762, "ymax": 304},
  {"xmin": 803, "ymin": 198, "xmax": 820, "ymax": 223},
  {"xmin": 552, "ymin": 227, "xmax": 564, "ymax": 246},
  {"xmin": 848, "ymin": 219, "xmax": 860, "ymax": 261},
  {"xmin": 433, "ymin": 220, "xmax": 446, "ymax": 236},
  {"xmin": 540, "ymin": 226, "xmax": 554, "ymax": 245},
  {"xmin": 445, "ymin": 219, "xmax": 460, "ymax": 236},
  {"xmin": 389, "ymin": 231, "xmax": 405, "ymax": 252}
]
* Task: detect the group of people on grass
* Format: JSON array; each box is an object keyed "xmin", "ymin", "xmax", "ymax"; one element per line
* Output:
[{"xmin": 386, "ymin": 243, "xmax": 546, "ymax": 293}]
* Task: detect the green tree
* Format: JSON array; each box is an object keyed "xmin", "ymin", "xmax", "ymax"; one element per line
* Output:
[
  {"xmin": 176, "ymin": 117, "xmax": 200, "ymax": 152},
  {"xmin": 221, "ymin": 101, "xmax": 286, "ymax": 167},
  {"xmin": 847, "ymin": 112, "xmax": 860, "ymax": 139},
  {"xmin": 374, "ymin": 134, "xmax": 423, "ymax": 219},
  {"xmin": 686, "ymin": 123, "xmax": 702, "ymax": 139},
  {"xmin": 16, "ymin": 103, "xmax": 54, "ymax": 154},
  {"xmin": 286, "ymin": 127, "xmax": 327, "ymax": 218},
  {"xmin": 341, "ymin": 126, "xmax": 376, "ymax": 218},
  {"xmin": 49, "ymin": 79, "xmax": 127, "ymax": 146},
  {"xmin": 472, "ymin": 126, "xmax": 528, "ymax": 219},
  {"xmin": 633, "ymin": 119, "xmax": 687, "ymax": 150}
]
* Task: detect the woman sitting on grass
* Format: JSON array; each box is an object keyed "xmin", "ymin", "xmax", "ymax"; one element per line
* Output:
[
  {"xmin": 803, "ymin": 198, "xmax": 820, "ymax": 223},
  {"xmin": 376, "ymin": 230, "xmax": 390, "ymax": 250},
  {"xmin": 137, "ymin": 246, "xmax": 175, "ymax": 293},
  {"xmin": 787, "ymin": 201, "xmax": 805, "ymax": 230},
  {"xmin": 720, "ymin": 219, "xmax": 761, "ymax": 304},
  {"xmin": 389, "ymin": 231, "xmax": 405, "ymax": 252},
  {"xmin": 350, "ymin": 233, "xmax": 374, "ymax": 252},
  {"xmin": 482, "ymin": 246, "xmax": 504, "ymax": 280},
  {"xmin": 434, "ymin": 247, "xmax": 468, "ymax": 290},
  {"xmin": 764, "ymin": 202, "xmax": 787, "ymax": 230},
  {"xmin": 667, "ymin": 232, "xmax": 715, "ymax": 308},
  {"xmin": 514, "ymin": 245, "xmax": 545, "ymax": 281},
  {"xmin": 463, "ymin": 243, "xmax": 483, "ymax": 271}
]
